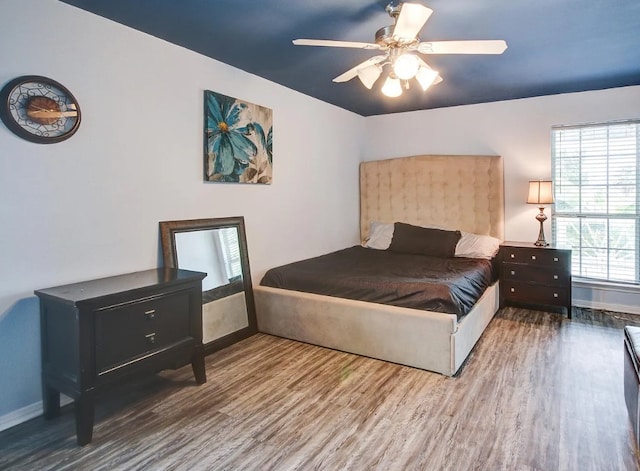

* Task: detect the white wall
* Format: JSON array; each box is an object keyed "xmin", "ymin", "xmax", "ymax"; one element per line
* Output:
[
  {"xmin": 0, "ymin": 0, "xmax": 363, "ymax": 427},
  {"xmin": 364, "ymin": 86, "xmax": 640, "ymax": 313}
]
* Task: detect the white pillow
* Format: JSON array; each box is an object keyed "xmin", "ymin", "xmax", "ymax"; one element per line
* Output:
[
  {"xmin": 363, "ymin": 222, "xmax": 394, "ymax": 250},
  {"xmin": 455, "ymin": 231, "xmax": 501, "ymax": 259}
]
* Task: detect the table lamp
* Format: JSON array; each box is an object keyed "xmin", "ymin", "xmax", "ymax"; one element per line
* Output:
[{"xmin": 527, "ymin": 180, "xmax": 554, "ymax": 246}]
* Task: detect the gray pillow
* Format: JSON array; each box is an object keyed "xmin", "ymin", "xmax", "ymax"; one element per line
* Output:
[{"xmin": 389, "ymin": 222, "xmax": 461, "ymax": 258}]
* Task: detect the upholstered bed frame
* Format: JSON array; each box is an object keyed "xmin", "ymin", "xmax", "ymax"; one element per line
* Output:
[{"xmin": 255, "ymin": 155, "xmax": 504, "ymax": 376}]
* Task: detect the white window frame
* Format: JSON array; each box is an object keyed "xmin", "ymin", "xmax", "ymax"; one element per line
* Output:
[{"xmin": 551, "ymin": 119, "xmax": 640, "ymax": 284}]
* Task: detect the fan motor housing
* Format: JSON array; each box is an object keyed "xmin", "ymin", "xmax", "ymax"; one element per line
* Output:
[{"xmin": 375, "ymin": 25, "xmax": 419, "ymax": 47}]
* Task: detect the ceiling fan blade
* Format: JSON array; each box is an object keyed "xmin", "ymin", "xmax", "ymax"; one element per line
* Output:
[
  {"xmin": 333, "ymin": 55, "xmax": 388, "ymax": 83},
  {"xmin": 293, "ymin": 39, "xmax": 381, "ymax": 50},
  {"xmin": 393, "ymin": 3, "xmax": 433, "ymax": 40},
  {"xmin": 417, "ymin": 40, "xmax": 508, "ymax": 55}
]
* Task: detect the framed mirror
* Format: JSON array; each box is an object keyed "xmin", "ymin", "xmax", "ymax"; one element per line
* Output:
[{"xmin": 159, "ymin": 217, "xmax": 257, "ymax": 354}]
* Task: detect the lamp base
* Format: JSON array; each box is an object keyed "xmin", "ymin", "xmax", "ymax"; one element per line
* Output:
[{"xmin": 533, "ymin": 207, "xmax": 549, "ymax": 247}]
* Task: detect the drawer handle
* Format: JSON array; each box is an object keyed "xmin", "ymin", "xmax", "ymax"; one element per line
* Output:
[
  {"xmin": 553, "ymin": 275, "xmax": 559, "ymax": 280},
  {"xmin": 510, "ymin": 270, "xmax": 516, "ymax": 276},
  {"xmin": 531, "ymin": 255, "xmax": 536, "ymax": 260},
  {"xmin": 510, "ymin": 287, "xmax": 515, "ymax": 293},
  {"xmin": 145, "ymin": 309, "xmax": 156, "ymax": 320},
  {"xmin": 553, "ymin": 293, "xmax": 558, "ymax": 298},
  {"xmin": 510, "ymin": 253, "xmax": 515, "ymax": 258},
  {"xmin": 145, "ymin": 333, "xmax": 156, "ymax": 344},
  {"xmin": 554, "ymin": 257, "xmax": 559, "ymax": 262}
]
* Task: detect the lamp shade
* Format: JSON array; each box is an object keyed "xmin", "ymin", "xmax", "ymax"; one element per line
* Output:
[
  {"xmin": 415, "ymin": 66, "xmax": 439, "ymax": 91},
  {"xmin": 381, "ymin": 75, "xmax": 402, "ymax": 97},
  {"xmin": 527, "ymin": 180, "xmax": 554, "ymax": 205},
  {"xmin": 393, "ymin": 53, "xmax": 420, "ymax": 80}
]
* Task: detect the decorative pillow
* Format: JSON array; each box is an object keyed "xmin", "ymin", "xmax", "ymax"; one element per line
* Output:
[
  {"xmin": 455, "ymin": 231, "xmax": 501, "ymax": 259},
  {"xmin": 388, "ymin": 222, "xmax": 461, "ymax": 258},
  {"xmin": 363, "ymin": 222, "xmax": 394, "ymax": 250}
]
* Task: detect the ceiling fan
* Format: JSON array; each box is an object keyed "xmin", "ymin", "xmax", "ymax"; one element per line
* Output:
[{"xmin": 293, "ymin": 2, "xmax": 507, "ymax": 98}]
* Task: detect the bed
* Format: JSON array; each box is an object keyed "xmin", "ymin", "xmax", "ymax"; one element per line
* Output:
[{"xmin": 254, "ymin": 154, "xmax": 504, "ymax": 376}]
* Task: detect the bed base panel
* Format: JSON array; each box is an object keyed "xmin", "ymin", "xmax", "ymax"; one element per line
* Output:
[
  {"xmin": 254, "ymin": 282, "xmax": 499, "ymax": 376},
  {"xmin": 451, "ymin": 281, "xmax": 500, "ymax": 373}
]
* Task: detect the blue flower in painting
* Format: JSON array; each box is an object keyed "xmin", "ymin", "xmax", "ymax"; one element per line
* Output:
[
  {"xmin": 206, "ymin": 91, "xmax": 257, "ymax": 182},
  {"xmin": 266, "ymin": 126, "xmax": 273, "ymax": 164}
]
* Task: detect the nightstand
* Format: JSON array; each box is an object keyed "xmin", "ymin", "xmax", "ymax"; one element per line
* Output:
[
  {"xmin": 499, "ymin": 241, "xmax": 572, "ymax": 318},
  {"xmin": 35, "ymin": 268, "xmax": 207, "ymax": 445}
]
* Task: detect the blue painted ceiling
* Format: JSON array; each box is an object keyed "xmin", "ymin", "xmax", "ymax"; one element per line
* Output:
[{"xmin": 60, "ymin": 0, "xmax": 640, "ymax": 116}]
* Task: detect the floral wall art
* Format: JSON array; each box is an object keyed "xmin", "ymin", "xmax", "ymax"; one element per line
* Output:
[{"xmin": 204, "ymin": 90, "xmax": 273, "ymax": 184}]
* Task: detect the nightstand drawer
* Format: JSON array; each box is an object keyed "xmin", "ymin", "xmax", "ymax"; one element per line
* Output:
[
  {"xmin": 502, "ymin": 281, "xmax": 570, "ymax": 307},
  {"xmin": 502, "ymin": 246, "xmax": 570, "ymax": 266},
  {"xmin": 502, "ymin": 262, "xmax": 570, "ymax": 285},
  {"xmin": 95, "ymin": 290, "xmax": 192, "ymax": 374}
]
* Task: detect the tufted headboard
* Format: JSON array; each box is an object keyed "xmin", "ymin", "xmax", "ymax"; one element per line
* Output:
[{"xmin": 360, "ymin": 155, "xmax": 504, "ymax": 242}]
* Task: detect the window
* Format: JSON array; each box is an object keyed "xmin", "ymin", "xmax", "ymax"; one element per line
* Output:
[
  {"xmin": 218, "ymin": 227, "xmax": 242, "ymax": 281},
  {"xmin": 552, "ymin": 120, "xmax": 640, "ymax": 283}
]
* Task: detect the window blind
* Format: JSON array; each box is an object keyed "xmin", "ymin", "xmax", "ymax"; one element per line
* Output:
[
  {"xmin": 552, "ymin": 120, "xmax": 640, "ymax": 283},
  {"xmin": 219, "ymin": 227, "xmax": 242, "ymax": 280}
]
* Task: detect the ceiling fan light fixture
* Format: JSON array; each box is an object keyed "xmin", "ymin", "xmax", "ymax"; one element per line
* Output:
[
  {"xmin": 381, "ymin": 74, "xmax": 402, "ymax": 98},
  {"xmin": 415, "ymin": 66, "xmax": 439, "ymax": 91},
  {"xmin": 292, "ymin": 4, "xmax": 508, "ymax": 102},
  {"xmin": 357, "ymin": 64, "xmax": 382, "ymax": 89},
  {"xmin": 393, "ymin": 53, "xmax": 420, "ymax": 80}
]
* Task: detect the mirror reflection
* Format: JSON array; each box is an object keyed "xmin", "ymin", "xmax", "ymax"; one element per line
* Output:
[
  {"xmin": 174, "ymin": 228, "xmax": 242, "ymax": 293},
  {"xmin": 159, "ymin": 217, "xmax": 257, "ymax": 353}
]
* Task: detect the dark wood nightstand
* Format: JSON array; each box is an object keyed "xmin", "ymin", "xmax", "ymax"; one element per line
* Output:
[
  {"xmin": 499, "ymin": 241, "xmax": 572, "ymax": 318},
  {"xmin": 35, "ymin": 268, "xmax": 207, "ymax": 445}
]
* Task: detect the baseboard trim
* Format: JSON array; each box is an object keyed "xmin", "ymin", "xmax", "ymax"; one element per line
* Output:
[
  {"xmin": 0, "ymin": 401, "xmax": 42, "ymax": 432},
  {"xmin": 573, "ymin": 299, "xmax": 640, "ymax": 316},
  {"xmin": 0, "ymin": 395, "xmax": 73, "ymax": 432}
]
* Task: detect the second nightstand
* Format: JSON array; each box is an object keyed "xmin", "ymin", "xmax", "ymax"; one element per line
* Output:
[{"xmin": 499, "ymin": 241, "xmax": 572, "ymax": 318}]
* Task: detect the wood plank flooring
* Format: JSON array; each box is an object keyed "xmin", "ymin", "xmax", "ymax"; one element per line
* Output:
[{"xmin": 1, "ymin": 307, "xmax": 640, "ymax": 470}]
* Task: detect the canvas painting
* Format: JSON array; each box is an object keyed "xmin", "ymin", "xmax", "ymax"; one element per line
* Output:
[{"xmin": 204, "ymin": 90, "xmax": 273, "ymax": 184}]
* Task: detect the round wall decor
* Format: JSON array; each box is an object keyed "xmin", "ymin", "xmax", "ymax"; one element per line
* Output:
[{"xmin": 0, "ymin": 75, "xmax": 81, "ymax": 144}]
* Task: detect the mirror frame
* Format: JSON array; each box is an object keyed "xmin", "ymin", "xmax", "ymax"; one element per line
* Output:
[{"xmin": 159, "ymin": 216, "xmax": 257, "ymax": 355}]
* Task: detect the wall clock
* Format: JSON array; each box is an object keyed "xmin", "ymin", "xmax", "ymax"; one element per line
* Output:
[{"xmin": 0, "ymin": 75, "xmax": 81, "ymax": 144}]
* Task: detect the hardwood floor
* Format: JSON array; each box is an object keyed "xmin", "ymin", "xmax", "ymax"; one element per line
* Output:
[{"xmin": 2, "ymin": 307, "xmax": 640, "ymax": 470}]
